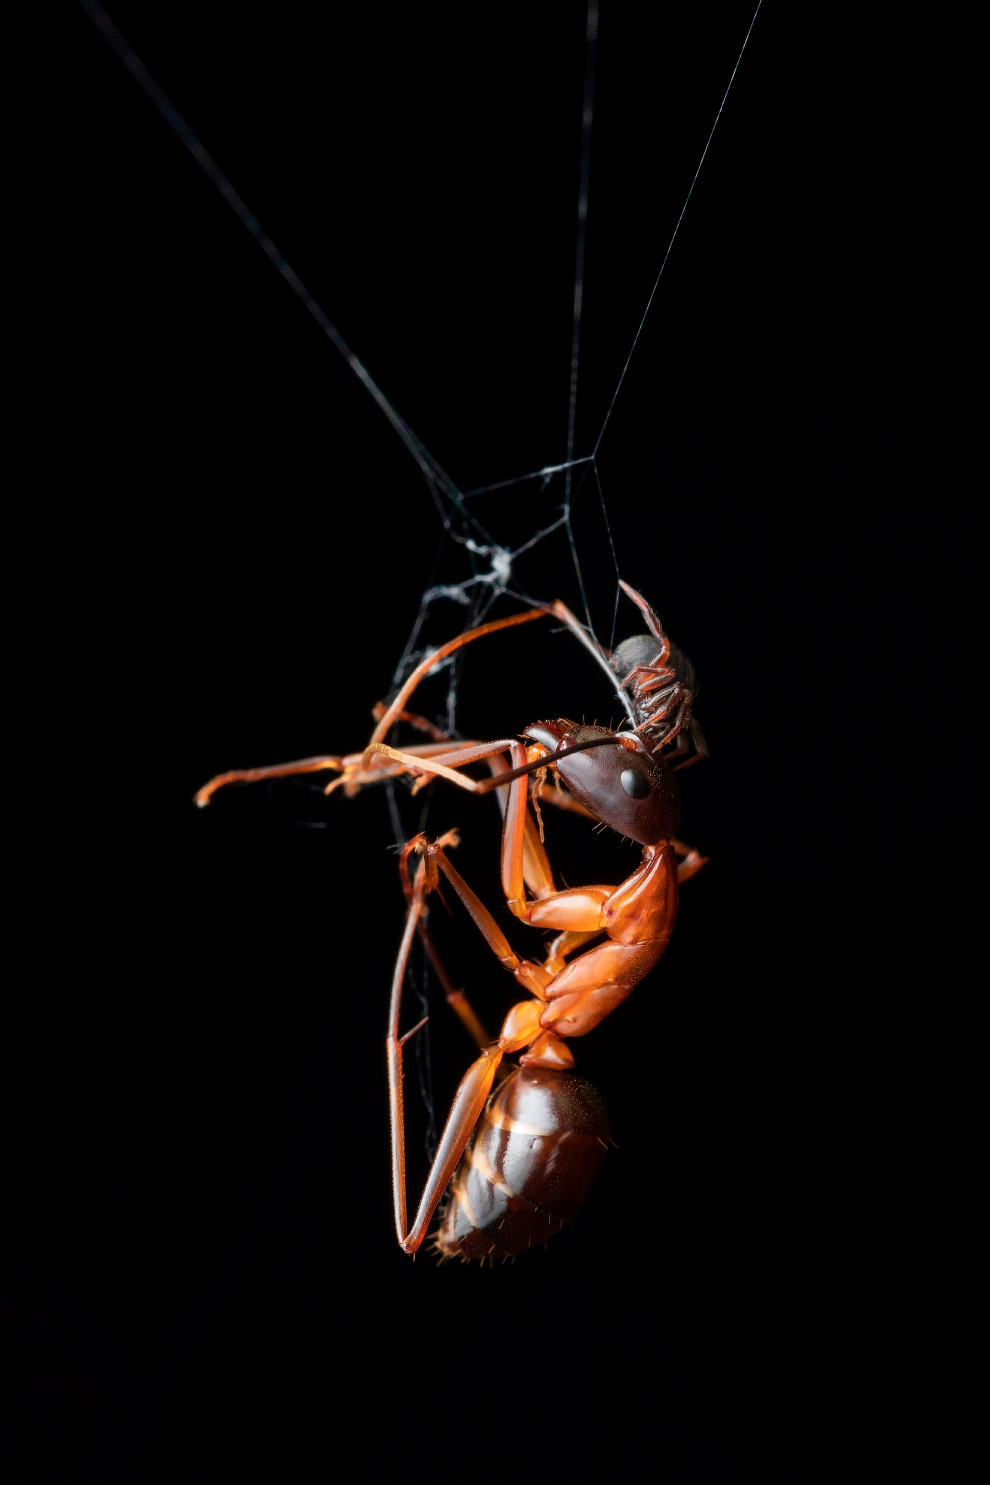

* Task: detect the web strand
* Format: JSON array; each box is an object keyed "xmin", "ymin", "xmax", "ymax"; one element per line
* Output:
[
  {"xmin": 78, "ymin": 0, "xmax": 477, "ymax": 527},
  {"xmin": 592, "ymin": 0, "xmax": 764, "ymax": 457},
  {"xmin": 561, "ymin": 1, "xmax": 601, "ymax": 632},
  {"xmin": 83, "ymin": 2, "xmax": 754, "ymax": 739},
  {"xmin": 565, "ymin": 0, "xmax": 599, "ymax": 498},
  {"xmin": 84, "ymin": 6, "xmax": 756, "ymax": 1199}
]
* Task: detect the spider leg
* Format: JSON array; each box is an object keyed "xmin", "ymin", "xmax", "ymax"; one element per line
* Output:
[
  {"xmin": 626, "ymin": 664, "xmax": 678, "ymax": 696},
  {"xmin": 619, "ymin": 580, "xmax": 670, "ymax": 658},
  {"xmin": 664, "ymin": 719, "xmax": 708, "ymax": 768},
  {"xmin": 637, "ymin": 689, "xmax": 695, "ymax": 751},
  {"xmin": 638, "ymin": 683, "xmax": 688, "ymax": 724}
]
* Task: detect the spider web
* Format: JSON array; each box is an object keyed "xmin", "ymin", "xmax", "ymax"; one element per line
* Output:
[
  {"xmin": 81, "ymin": 0, "xmax": 761, "ymax": 1157},
  {"xmin": 80, "ymin": 0, "xmax": 760, "ymax": 739}
]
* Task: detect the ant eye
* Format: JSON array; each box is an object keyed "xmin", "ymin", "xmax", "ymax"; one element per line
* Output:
[{"xmin": 620, "ymin": 767, "xmax": 650, "ymax": 799}]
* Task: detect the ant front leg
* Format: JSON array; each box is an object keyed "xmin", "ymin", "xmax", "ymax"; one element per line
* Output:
[
  {"xmin": 500, "ymin": 742, "xmax": 616, "ymax": 933},
  {"xmin": 194, "ymin": 739, "xmax": 478, "ymax": 807},
  {"xmin": 194, "ymin": 753, "xmax": 346, "ymax": 807},
  {"xmin": 413, "ymin": 743, "xmax": 617, "ymax": 986}
]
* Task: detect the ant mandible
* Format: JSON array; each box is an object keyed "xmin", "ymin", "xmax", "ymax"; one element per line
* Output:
[{"xmin": 196, "ymin": 582, "xmax": 707, "ymax": 1260}]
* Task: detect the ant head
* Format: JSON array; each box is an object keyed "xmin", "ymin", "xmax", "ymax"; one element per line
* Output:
[{"xmin": 523, "ymin": 721, "xmax": 680, "ymax": 846}]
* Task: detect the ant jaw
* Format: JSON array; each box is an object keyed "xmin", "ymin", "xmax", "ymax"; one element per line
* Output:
[
  {"xmin": 614, "ymin": 732, "xmax": 644, "ymax": 754},
  {"xmin": 523, "ymin": 719, "xmax": 643, "ymax": 759},
  {"xmin": 521, "ymin": 719, "xmax": 575, "ymax": 751}
]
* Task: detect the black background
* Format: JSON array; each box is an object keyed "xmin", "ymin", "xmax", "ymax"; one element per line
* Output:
[{"xmin": 20, "ymin": 3, "xmax": 950, "ymax": 1481}]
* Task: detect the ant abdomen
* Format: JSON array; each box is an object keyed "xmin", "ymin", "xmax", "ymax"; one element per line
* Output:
[{"xmin": 436, "ymin": 1066, "xmax": 610, "ymax": 1260}]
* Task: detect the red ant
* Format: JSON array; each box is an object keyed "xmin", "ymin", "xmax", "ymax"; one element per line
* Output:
[{"xmin": 196, "ymin": 582, "xmax": 707, "ymax": 1259}]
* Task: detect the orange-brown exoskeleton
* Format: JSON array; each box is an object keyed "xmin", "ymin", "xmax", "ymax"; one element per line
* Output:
[{"xmin": 196, "ymin": 582, "xmax": 707, "ymax": 1260}]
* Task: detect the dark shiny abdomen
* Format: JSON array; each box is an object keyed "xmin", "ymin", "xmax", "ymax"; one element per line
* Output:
[{"xmin": 437, "ymin": 1066, "xmax": 609, "ymax": 1260}]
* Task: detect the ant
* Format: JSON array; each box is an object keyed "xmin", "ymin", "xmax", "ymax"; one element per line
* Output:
[{"xmin": 196, "ymin": 582, "xmax": 707, "ymax": 1259}]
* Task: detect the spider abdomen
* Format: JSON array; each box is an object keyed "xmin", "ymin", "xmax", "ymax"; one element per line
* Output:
[{"xmin": 436, "ymin": 1065, "xmax": 609, "ymax": 1260}]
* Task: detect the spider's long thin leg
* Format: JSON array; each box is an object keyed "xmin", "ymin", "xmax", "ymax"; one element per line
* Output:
[{"xmin": 619, "ymin": 580, "xmax": 670, "ymax": 656}]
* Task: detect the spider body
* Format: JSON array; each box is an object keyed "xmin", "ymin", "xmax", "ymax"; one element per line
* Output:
[{"xmin": 607, "ymin": 582, "xmax": 708, "ymax": 765}]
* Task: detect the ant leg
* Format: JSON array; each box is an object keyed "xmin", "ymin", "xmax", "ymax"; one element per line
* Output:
[
  {"xmin": 370, "ymin": 702, "xmax": 449, "ymax": 741},
  {"xmin": 361, "ymin": 739, "xmax": 519, "ymax": 793},
  {"xmin": 195, "ymin": 739, "xmax": 485, "ymax": 807},
  {"xmin": 424, "ymin": 841, "xmax": 553, "ymax": 1002},
  {"xmin": 388, "ymin": 853, "xmax": 551, "ymax": 1254},
  {"xmin": 379, "ymin": 744, "xmax": 559, "ymax": 900},
  {"xmin": 543, "ymin": 930, "xmax": 603, "ymax": 976},
  {"xmin": 500, "ymin": 741, "xmax": 615, "ymax": 931},
  {"xmin": 199, "ymin": 600, "xmax": 550, "ymax": 808},
  {"xmin": 369, "ymin": 607, "xmax": 548, "ymax": 747},
  {"xmin": 523, "ymin": 780, "xmax": 596, "ymax": 823},
  {"xmin": 327, "ymin": 739, "xmax": 493, "ymax": 797},
  {"xmin": 194, "ymin": 754, "xmax": 344, "ymax": 807},
  {"xmin": 387, "ymin": 858, "xmax": 505, "ymax": 1253},
  {"xmin": 389, "ymin": 751, "xmax": 555, "ymax": 1046},
  {"xmin": 671, "ymin": 838, "xmax": 709, "ymax": 883},
  {"xmin": 398, "ymin": 834, "xmax": 490, "ymax": 1052},
  {"xmin": 419, "ymin": 759, "xmax": 611, "ymax": 990},
  {"xmin": 484, "ymin": 752, "xmax": 556, "ymax": 900}
]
